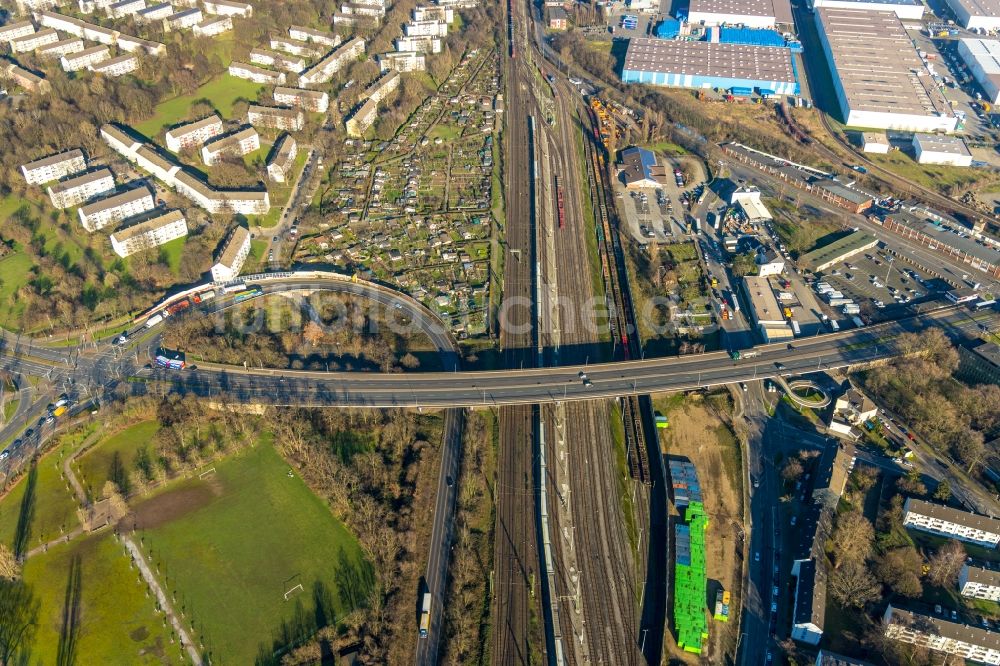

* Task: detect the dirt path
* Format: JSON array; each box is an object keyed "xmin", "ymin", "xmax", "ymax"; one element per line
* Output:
[
  {"xmin": 24, "ymin": 525, "xmax": 85, "ymax": 559},
  {"xmin": 123, "ymin": 534, "xmax": 201, "ymax": 664}
]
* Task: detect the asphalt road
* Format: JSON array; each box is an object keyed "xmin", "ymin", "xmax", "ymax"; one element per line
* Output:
[{"xmin": 140, "ymin": 304, "xmax": 997, "ymax": 408}]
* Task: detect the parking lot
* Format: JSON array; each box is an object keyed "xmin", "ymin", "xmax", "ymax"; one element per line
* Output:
[
  {"xmin": 615, "ymin": 155, "xmax": 709, "ymax": 243},
  {"xmin": 812, "ymin": 249, "xmax": 949, "ymax": 320}
]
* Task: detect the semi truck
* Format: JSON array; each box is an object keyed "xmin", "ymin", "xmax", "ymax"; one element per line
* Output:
[{"xmin": 419, "ymin": 592, "xmax": 432, "ymax": 638}]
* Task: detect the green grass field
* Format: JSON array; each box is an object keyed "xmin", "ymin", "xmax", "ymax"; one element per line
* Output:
[
  {"xmin": 21, "ymin": 533, "xmax": 175, "ymax": 664},
  {"xmin": 0, "ymin": 437, "xmax": 83, "ymax": 554},
  {"xmin": 159, "ymin": 236, "xmax": 186, "ymax": 275},
  {"xmin": 76, "ymin": 421, "xmax": 160, "ymax": 500},
  {"xmin": 135, "ymin": 439, "xmax": 371, "ymax": 663},
  {"xmin": 0, "ymin": 252, "xmax": 34, "ymax": 323},
  {"xmin": 136, "ymin": 74, "xmax": 266, "ymax": 137}
]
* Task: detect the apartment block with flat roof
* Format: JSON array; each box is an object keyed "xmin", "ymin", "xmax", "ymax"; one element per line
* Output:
[
  {"xmin": 60, "ymin": 45, "xmax": 111, "ymax": 71},
  {"xmin": 47, "ymin": 167, "xmax": 115, "ymax": 208},
  {"xmin": 247, "ymin": 104, "xmax": 304, "ymax": 130},
  {"xmin": 249, "ymin": 48, "xmax": 305, "ymax": 73},
  {"xmin": 0, "ymin": 21, "xmax": 36, "ymax": 43},
  {"xmin": 960, "ymin": 564, "xmax": 1000, "ymax": 601},
  {"xmin": 904, "ymin": 498, "xmax": 1000, "ymax": 547},
  {"xmin": 413, "ymin": 5, "xmax": 454, "ymax": 22},
  {"xmin": 110, "ymin": 209, "xmax": 187, "ymax": 257},
  {"xmin": 78, "ymin": 186, "xmax": 155, "ymax": 231},
  {"xmin": 36, "ymin": 37, "xmax": 85, "ymax": 58},
  {"xmin": 395, "ymin": 34, "xmax": 442, "ymax": 53},
  {"xmin": 288, "ymin": 25, "xmax": 340, "ymax": 46},
  {"xmin": 273, "ymin": 86, "xmax": 329, "ymax": 112},
  {"xmin": 201, "ymin": 126, "xmax": 259, "ymax": 165},
  {"xmin": 90, "ymin": 54, "xmax": 138, "ymax": 76},
  {"xmin": 228, "ymin": 61, "xmax": 286, "ymax": 84},
  {"xmin": 165, "ymin": 114, "xmax": 224, "ymax": 152},
  {"xmin": 266, "ymin": 133, "xmax": 297, "ymax": 183},
  {"xmin": 298, "ymin": 37, "xmax": 364, "ymax": 86},
  {"xmin": 211, "ymin": 225, "xmax": 251, "ymax": 281},
  {"xmin": 884, "ymin": 605, "xmax": 1000, "ymax": 664},
  {"xmin": 378, "ymin": 50, "xmax": 426, "ymax": 72},
  {"xmin": 11, "ymin": 28, "xmax": 58, "ymax": 53},
  {"xmin": 404, "ymin": 18, "xmax": 448, "ymax": 36},
  {"xmin": 192, "ymin": 15, "xmax": 232, "ymax": 35},
  {"xmin": 203, "ymin": 0, "xmax": 250, "ymax": 16},
  {"xmin": 21, "ymin": 149, "xmax": 87, "ymax": 185},
  {"xmin": 163, "ymin": 7, "xmax": 202, "ymax": 30}
]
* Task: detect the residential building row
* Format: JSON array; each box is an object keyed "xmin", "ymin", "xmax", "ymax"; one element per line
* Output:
[
  {"xmin": 273, "ymin": 86, "xmax": 329, "ymax": 112},
  {"xmin": 193, "ymin": 15, "xmax": 233, "ymax": 36},
  {"xmin": 1, "ymin": 60, "xmax": 51, "ymax": 92},
  {"xmin": 269, "ymin": 36, "xmax": 324, "ymax": 58},
  {"xmin": 903, "ymin": 498, "xmax": 1000, "ymax": 548},
  {"xmin": 250, "ymin": 47, "xmax": 305, "ymax": 73},
  {"xmin": 46, "ymin": 167, "xmax": 115, "ymax": 208},
  {"xmin": 883, "ymin": 605, "xmax": 1000, "ymax": 665},
  {"xmin": 79, "ymin": 185, "xmax": 155, "ymax": 232},
  {"xmin": 288, "ymin": 25, "xmax": 340, "ymax": 46},
  {"xmin": 266, "ymin": 133, "xmax": 297, "ymax": 183},
  {"xmin": 100, "ymin": 123, "xmax": 270, "ymax": 215},
  {"xmin": 247, "ymin": 104, "xmax": 304, "ymax": 131},
  {"xmin": 298, "ymin": 36, "xmax": 365, "ymax": 86},
  {"xmin": 165, "ymin": 114, "xmax": 224, "ymax": 152},
  {"xmin": 211, "ymin": 224, "xmax": 251, "ymax": 282},
  {"xmin": 378, "ymin": 50, "xmax": 426, "ymax": 73},
  {"xmin": 201, "ymin": 126, "xmax": 259, "ymax": 165},
  {"xmin": 34, "ymin": 10, "xmax": 166, "ymax": 54},
  {"xmin": 109, "ymin": 209, "xmax": 188, "ymax": 257},
  {"xmin": 345, "ymin": 71, "xmax": 400, "ymax": 137},
  {"xmin": 20, "ymin": 148, "xmax": 87, "ymax": 184},
  {"xmin": 229, "ymin": 61, "xmax": 287, "ymax": 84}
]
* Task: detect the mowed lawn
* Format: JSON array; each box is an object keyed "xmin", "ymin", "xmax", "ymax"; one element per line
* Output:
[
  {"xmin": 136, "ymin": 74, "xmax": 266, "ymax": 137},
  {"xmin": 135, "ymin": 438, "xmax": 372, "ymax": 664},
  {"xmin": 0, "ymin": 438, "xmax": 81, "ymax": 552},
  {"xmin": 21, "ymin": 533, "xmax": 175, "ymax": 664},
  {"xmin": 76, "ymin": 420, "xmax": 160, "ymax": 500}
]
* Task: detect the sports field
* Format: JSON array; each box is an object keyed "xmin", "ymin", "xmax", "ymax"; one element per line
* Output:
[
  {"xmin": 136, "ymin": 74, "xmax": 266, "ymax": 137},
  {"xmin": 0, "ymin": 437, "xmax": 82, "ymax": 554},
  {"xmin": 133, "ymin": 438, "xmax": 372, "ymax": 663},
  {"xmin": 20, "ymin": 533, "xmax": 174, "ymax": 664},
  {"xmin": 76, "ymin": 420, "xmax": 160, "ymax": 500}
]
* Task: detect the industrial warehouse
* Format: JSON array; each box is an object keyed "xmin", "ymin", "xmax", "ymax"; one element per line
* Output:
[
  {"xmin": 808, "ymin": 0, "xmax": 924, "ymax": 19},
  {"xmin": 942, "ymin": 0, "xmax": 1000, "ymax": 30},
  {"xmin": 813, "ymin": 7, "xmax": 959, "ymax": 132},
  {"xmin": 958, "ymin": 37, "xmax": 1000, "ymax": 104},
  {"xmin": 685, "ymin": 0, "xmax": 793, "ymax": 28},
  {"xmin": 621, "ymin": 38, "xmax": 799, "ymax": 96}
]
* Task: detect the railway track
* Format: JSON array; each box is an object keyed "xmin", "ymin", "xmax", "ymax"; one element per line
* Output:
[{"xmin": 491, "ymin": 0, "xmax": 542, "ymax": 660}]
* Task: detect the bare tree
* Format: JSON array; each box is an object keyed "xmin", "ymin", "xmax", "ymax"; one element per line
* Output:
[
  {"xmin": 0, "ymin": 545, "xmax": 19, "ymax": 581},
  {"xmin": 829, "ymin": 560, "xmax": 882, "ymax": 608},
  {"xmin": 832, "ymin": 511, "xmax": 874, "ymax": 568},
  {"xmin": 927, "ymin": 540, "xmax": 966, "ymax": 588}
]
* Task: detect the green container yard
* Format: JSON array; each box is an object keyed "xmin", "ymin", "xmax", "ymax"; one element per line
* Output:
[{"xmin": 670, "ymin": 459, "xmax": 709, "ymax": 654}]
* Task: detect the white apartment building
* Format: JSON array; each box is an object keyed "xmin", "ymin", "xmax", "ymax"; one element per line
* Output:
[
  {"xmin": 341, "ymin": 2, "xmax": 385, "ymax": 17},
  {"xmin": 201, "ymin": 126, "xmax": 260, "ymax": 165},
  {"xmin": 884, "ymin": 605, "xmax": 1000, "ymax": 665},
  {"xmin": 78, "ymin": 0, "xmax": 117, "ymax": 13},
  {"xmin": 332, "ymin": 13, "xmax": 358, "ymax": 25},
  {"xmin": 91, "ymin": 54, "xmax": 138, "ymax": 76},
  {"xmin": 110, "ymin": 210, "xmax": 187, "ymax": 257},
  {"xmin": 413, "ymin": 5, "xmax": 454, "ymax": 22},
  {"xmin": 395, "ymin": 35, "xmax": 442, "ymax": 53},
  {"xmin": 211, "ymin": 225, "xmax": 251, "ymax": 282},
  {"xmin": 11, "ymin": 28, "xmax": 58, "ymax": 53},
  {"xmin": 47, "ymin": 167, "xmax": 115, "ymax": 208},
  {"xmin": 36, "ymin": 37, "xmax": 86, "ymax": 59},
  {"xmin": 61, "ymin": 45, "xmax": 110, "ymax": 72},
  {"xmin": 249, "ymin": 48, "xmax": 305, "ymax": 73},
  {"xmin": 404, "ymin": 19, "xmax": 448, "ymax": 37},
  {"xmin": 364, "ymin": 70, "xmax": 400, "ymax": 105},
  {"xmin": 247, "ymin": 104, "xmax": 304, "ymax": 130},
  {"xmin": 108, "ymin": 0, "xmax": 145, "ymax": 19},
  {"xmin": 21, "ymin": 149, "xmax": 86, "ymax": 185},
  {"xmin": 192, "ymin": 15, "xmax": 232, "ymax": 36},
  {"xmin": 165, "ymin": 114, "xmax": 224, "ymax": 152},
  {"xmin": 266, "ymin": 133, "xmax": 297, "ymax": 183},
  {"xmin": 203, "ymin": 0, "xmax": 251, "ymax": 16},
  {"xmin": 83, "ymin": 24, "xmax": 118, "ymax": 44},
  {"xmin": 288, "ymin": 25, "xmax": 340, "ymax": 46},
  {"xmin": 273, "ymin": 86, "xmax": 329, "ymax": 112},
  {"xmin": 346, "ymin": 99, "xmax": 378, "ymax": 137},
  {"xmin": 0, "ymin": 21, "xmax": 37, "ymax": 43},
  {"xmin": 35, "ymin": 10, "xmax": 85, "ymax": 35},
  {"xmin": 903, "ymin": 498, "xmax": 1000, "ymax": 547},
  {"xmin": 78, "ymin": 186, "xmax": 155, "ymax": 232},
  {"xmin": 117, "ymin": 35, "xmax": 166, "ymax": 55},
  {"xmin": 137, "ymin": 2, "xmax": 173, "ymax": 21},
  {"xmin": 435, "ymin": 0, "xmax": 478, "ymax": 7},
  {"xmin": 163, "ymin": 7, "xmax": 202, "ymax": 30},
  {"xmin": 960, "ymin": 564, "xmax": 1000, "ymax": 602},
  {"xmin": 378, "ymin": 51, "xmax": 426, "ymax": 72},
  {"xmin": 298, "ymin": 37, "xmax": 364, "ymax": 86},
  {"xmin": 228, "ymin": 61, "xmax": 286, "ymax": 84},
  {"xmin": 99, "ymin": 123, "xmax": 269, "ymax": 215},
  {"xmin": 270, "ymin": 37, "xmax": 322, "ymax": 57}
]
